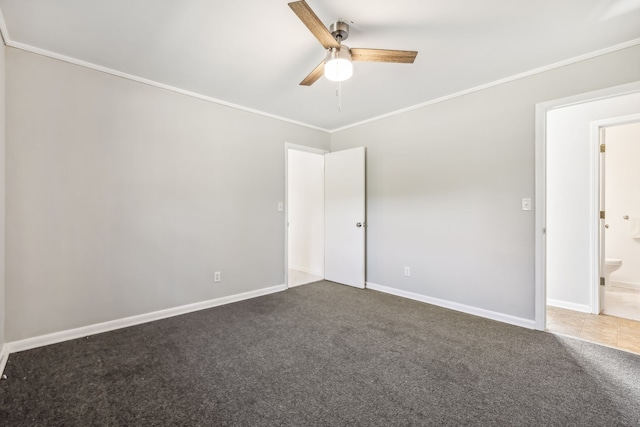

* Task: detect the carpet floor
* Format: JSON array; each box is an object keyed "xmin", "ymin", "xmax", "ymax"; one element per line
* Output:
[{"xmin": 1, "ymin": 281, "xmax": 639, "ymax": 426}]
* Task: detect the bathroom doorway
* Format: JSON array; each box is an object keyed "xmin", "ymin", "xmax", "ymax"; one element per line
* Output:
[
  {"xmin": 541, "ymin": 91, "xmax": 640, "ymax": 319},
  {"xmin": 601, "ymin": 121, "xmax": 640, "ymax": 321},
  {"xmin": 536, "ymin": 82, "xmax": 640, "ymax": 353}
]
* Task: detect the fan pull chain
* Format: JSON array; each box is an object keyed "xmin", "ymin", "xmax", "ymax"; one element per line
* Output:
[{"xmin": 337, "ymin": 81, "xmax": 342, "ymax": 112}]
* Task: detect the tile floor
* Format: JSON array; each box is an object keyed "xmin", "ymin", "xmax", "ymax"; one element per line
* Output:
[
  {"xmin": 547, "ymin": 305, "xmax": 640, "ymax": 355},
  {"xmin": 288, "ymin": 268, "xmax": 323, "ymax": 287},
  {"xmin": 603, "ymin": 286, "xmax": 640, "ymax": 321}
]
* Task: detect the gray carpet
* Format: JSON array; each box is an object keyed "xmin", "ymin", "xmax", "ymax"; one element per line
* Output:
[{"xmin": 1, "ymin": 281, "xmax": 639, "ymax": 426}]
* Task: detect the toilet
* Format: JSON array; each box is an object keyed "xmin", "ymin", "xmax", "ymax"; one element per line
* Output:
[{"xmin": 604, "ymin": 258, "xmax": 622, "ymax": 290}]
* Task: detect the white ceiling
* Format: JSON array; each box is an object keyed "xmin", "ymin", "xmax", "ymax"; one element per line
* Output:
[{"xmin": 1, "ymin": 0, "xmax": 639, "ymax": 131}]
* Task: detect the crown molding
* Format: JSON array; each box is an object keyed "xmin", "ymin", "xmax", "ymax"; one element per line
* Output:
[
  {"xmin": 0, "ymin": 7, "xmax": 330, "ymax": 134},
  {"xmin": 0, "ymin": 6, "xmax": 8, "ymax": 45},
  {"xmin": 330, "ymin": 38, "xmax": 640, "ymax": 133},
  {"xmin": 8, "ymin": 39, "xmax": 332, "ymax": 133},
  {"xmin": 0, "ymin": 7, "xmax": 638, "ymax": 134}
]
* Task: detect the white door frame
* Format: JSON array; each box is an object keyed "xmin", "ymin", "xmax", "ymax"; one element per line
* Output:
[
  {"xmin": 534, "ymin": 81, "xmax": 640, "ymax": 330},
  {"xmin": 284, "ymin": 143, "xmax": 328, "ymax": 288}
]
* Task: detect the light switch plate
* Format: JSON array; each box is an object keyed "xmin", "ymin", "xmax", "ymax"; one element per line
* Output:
[
  {"xmin": 277, "ymin": 202, "xmax": 284, "ymax": 212},
  {"xmin": 521, "ymin": 198, "xmax": 532, "ymax": 211}
]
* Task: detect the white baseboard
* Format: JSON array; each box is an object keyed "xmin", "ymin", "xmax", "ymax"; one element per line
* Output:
[
  {"xmin": 5, "ymin": 284, "xmax": 286, "ymax": 355},
  {"xmin": 547, "ymin": 298, "xmax": 591, "ymax": 313},
  {"xmin": 0, "ymin": 344, "xmax": 8, "ymax": 377},
  {"xmin": 366, "ymin": 282, "xmax": 536, "ymax": 330},
  {"xmin": 288, "ymin": 265, "xmax": 323, "ymax": 278},
  {"xmin": 610, "ymin": 280, "xmax": 640, "ymax": 291}
]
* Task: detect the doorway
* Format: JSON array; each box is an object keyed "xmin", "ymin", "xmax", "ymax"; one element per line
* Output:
[
  {"xmin": 284, "ymin": 144, "xmax": 367, "ymax": 289},
  {"xmin": 286, "ymin": 144, "xmax": 327, "ymax": 287},
  {"xmin": 535, "ymin": 81, "xmax": 640, "ymax": 353}
]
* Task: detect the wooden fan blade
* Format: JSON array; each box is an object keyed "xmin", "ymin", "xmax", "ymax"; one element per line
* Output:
[
  {"xmin": 300, "ymin": 61, "xmax": 325, "ymax": 86},
  {"xmin": 289, "ymin": 1, "xmax": 340, "ymax": 49},
  {"xmin": 351, "ymin": 48, "xmax": 418, "ymax": 63}
]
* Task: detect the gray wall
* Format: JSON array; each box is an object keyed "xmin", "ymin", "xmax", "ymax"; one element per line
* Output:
[
  {"xmin": 5, "ymin": 42, "xmax": 640, "ymax": 342},
  {"xmin": 0, "ymin": 39, "xmax": 5, "ymax": 347},
  {"xmin": 331, "ymin": 45, "xmax": 640, "ymax": 322},
  {"xmin": 6, "ymin": 48, "xmax": 330, "ymax": 341}
]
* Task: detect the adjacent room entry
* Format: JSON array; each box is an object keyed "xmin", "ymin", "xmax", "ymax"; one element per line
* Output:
[{"xmin": 285, "ymin": 144, "xmax": 366, "ymax": 289}]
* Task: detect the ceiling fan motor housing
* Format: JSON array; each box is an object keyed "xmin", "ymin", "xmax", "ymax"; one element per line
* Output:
[
  {"xmin": 330, "ymin": 21, "xmax": 349, "ymax": 43},
  {"xmin": 288, "ymin": 1, "xmax": 418, "ymax": 86}
]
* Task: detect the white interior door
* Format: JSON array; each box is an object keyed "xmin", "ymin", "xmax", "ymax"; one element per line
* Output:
[{"xmin": 324, "ymin": 147, "xmax": 366, "ymax": 288}]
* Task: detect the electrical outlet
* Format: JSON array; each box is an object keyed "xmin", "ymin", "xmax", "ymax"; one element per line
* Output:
[
  {"xmin": 404, "ymin": 266, "xmax": 411, "ymax": 277},
  {"xmin": 214, "ymin": 271, "xmax": 221, "ymax": 283}
]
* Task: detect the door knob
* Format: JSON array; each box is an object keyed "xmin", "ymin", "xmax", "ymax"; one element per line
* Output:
[
  {"xmin": 356, "ymin": 222, "xmax": 363, "ymax": 227},
  {"xmin": 604, "ymin": 224, "xmax": 609, "ymax": 228}
]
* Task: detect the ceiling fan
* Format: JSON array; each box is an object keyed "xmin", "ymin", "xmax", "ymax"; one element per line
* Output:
[{"xmin": 288, "ymin": 0, "xmax": 418, "ymax": 86}]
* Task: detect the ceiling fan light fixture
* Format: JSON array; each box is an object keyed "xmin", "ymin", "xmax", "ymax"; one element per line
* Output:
[{"xmin": 324, "ymin": 46, "xmax": 353, "ymax": 82}]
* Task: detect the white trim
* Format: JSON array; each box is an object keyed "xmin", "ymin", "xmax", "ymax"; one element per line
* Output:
[
  {"xmin": 536, "ymin": 82, "xmax": 640, "ymax": 114},
  {"xmin": 367, "ymin": 282, "xmax": 536, "ymax": 330},
  {"xmin": 0, "ymin": 9, "xmax": 7, "ymax": 379},
  {"xmin": 0, "ymin": 3, "xmax": 637, "ymax": 134},
  {"xmin": 4, "ymin": 39, "xmax": 330, "ymax": 133},
  {"xmin": 332, "ymin": 39, "xmax": 640, "ymax": 133},
  {"xmin": 284, "ymin": 143, "xmax": 329, "ymax": 156},
  {"xmin": 594, "ymin": 114, "xmax": 640, "ymax": 129},
  {"xmin": 534, "ymin": 102, "xmax": 548, "ymax": 330},
  {"xmin": 534, "ymin": 82, "xmax": 640, "ymax": 331},
  {"xmin": 547, "ymin": 299, "xmax": 592, "ymax": 314},
  {"xmin": 0, "ymin": 345, "xmax": 8, "ymax": 377},
  {"xmin": 0, "ymin": 7, "xmax": 8, "ymax": 45},
  {"xmin": 610, "ymin": 280, "xmax": 640, "ymax": 291},
  {"xmin": 5, "ymin": 284, "xmax": 286, "ymax": 354},
  {"xmin": 288, "ymin": 264, "xmax": 323, "ymax": 278},
  {"xmin": 590, "ymin": 120, "xmax": 602, "ymax": 314}
]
